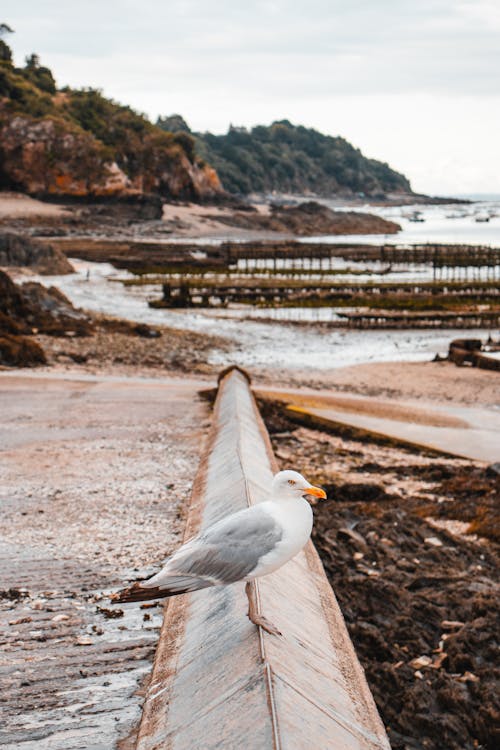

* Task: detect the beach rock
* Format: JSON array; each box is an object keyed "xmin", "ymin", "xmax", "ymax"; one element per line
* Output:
[
  {"xmin": 81, "ymin": 194, "xmax": 164, "ymax": 221},
  {"xmin": 217, "ymin": 200, "xmax": 400, "ymax": 236},
  {"xmin": 0, "ymin": 232, "xmax": 74, "ymax": 274},
  {"xmin": 324, "ymin": 481, "xmax": 391, "ymax": 503},
  {"xmin": 269, "ymin": 202, "xmax": 401, "ymax": 236},
  {"xmin": 337, "ymin": 527, "xmax": 369, "ymax": 552},
  {"xmin": 20, "ymin": 282, "xmax": 92, "ymax": 336},
  {"xmin": 0, "ymin": 270, "xmax": 92, "ymax": 341},
  {"xmin": 0, "ymin": 331, "xmax": 47, "ymax": 367},
  {"xmin": 98, "ymin": 318, "xmax": 161, "ymax": 338},
  {"xmin": 485, "ymin": 462, "xmax": 500, "ymax": 478}
]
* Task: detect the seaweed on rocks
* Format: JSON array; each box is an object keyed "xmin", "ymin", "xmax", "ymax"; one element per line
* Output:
[
  {"xmin": 0, "ymin": 269, "xmax": 93, "ymax": 366},
  {"xmin": 263, "ymin": 401, "xmax": 499, "ymax": 750}
]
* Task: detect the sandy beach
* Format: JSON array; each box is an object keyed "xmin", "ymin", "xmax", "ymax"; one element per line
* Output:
[
  {"xmin": 0, "ymin": 192, "xmax": 276, "ymax": 240},
  {"xmin": 0, "ymin": 192, "xmax": 72, "ymax": 221},
  {"xmin": 29, "ymin": 318, "xmax": 499, "ymax": 410},
  {"xmin": 256, "ymin": 359, "xmax": 500, "ymax": 408}
]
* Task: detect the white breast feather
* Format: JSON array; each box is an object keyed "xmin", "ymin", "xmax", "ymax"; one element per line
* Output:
[{"xmin": 245, "ymin": 497, "xmax": 313, "ymax": 579}]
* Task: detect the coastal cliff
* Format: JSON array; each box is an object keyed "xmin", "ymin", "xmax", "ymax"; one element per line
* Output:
[
  {"xmin": 0, "ymin": 41, "xmax": 223, "ymax": 201},
  {"xmin": 0, "ymin": 26, "xmax": 412, "ymax": 205}
]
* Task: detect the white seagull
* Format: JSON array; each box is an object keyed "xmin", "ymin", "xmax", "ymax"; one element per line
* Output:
[{"xmin": 112, "ymin": 470, "xmax": 326, "ymax": 635}]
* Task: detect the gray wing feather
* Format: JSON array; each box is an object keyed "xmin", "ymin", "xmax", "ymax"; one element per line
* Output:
[{"xmin": 144, "ymin": 505, "xmax": 282, "ymax": 591}]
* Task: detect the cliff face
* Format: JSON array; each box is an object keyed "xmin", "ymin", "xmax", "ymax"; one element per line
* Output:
[
  {"xmin": 0, "ymin": 115, "xmax": 127, "ymax": 196},
  {"xmin": 0, "ymin": 51, "xmax": 223, "ymax": 201}
]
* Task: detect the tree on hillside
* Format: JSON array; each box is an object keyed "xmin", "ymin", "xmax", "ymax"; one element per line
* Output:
[
  {"xmin": 175, "ymin": 119, "xmax": 413, "ymax": 196},
  {"xmin": 157, "ymin": 114, "xmax": 191, "ymax": 133},
  {"xmin": 0, "ymin": 22, "xmax": 13, "ymax": 64},
  {"xmin": 23, "ymin": 52, "xmax": 56, "ymax": 94}
]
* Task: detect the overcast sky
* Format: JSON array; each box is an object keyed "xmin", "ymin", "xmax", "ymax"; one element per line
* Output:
[{"xmin": 3, "ymin": 0, "xmax": 500, "ymax": 195}]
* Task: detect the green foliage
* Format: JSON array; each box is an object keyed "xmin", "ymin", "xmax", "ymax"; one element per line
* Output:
[
  {"xmin": 173, "ymin": 131, "xmax": 196, "ymax": 162},
  {"xmin": 0, "ymin": 65, "xmax": 56, "ymax": 116},
  {"xmin": 0, "ymin": 22, "xmax": 13, "ymax": 64},
  {"xmin": 163, "ymin": 118, "xmax": 412, "ymax": 196},
  {"xmin": 65, "ymin": 88, "xmax": 151, "ymax": 146},
  {"xmin": 23, "ymin": 54, "xmax": 56, "ymax": 94},
  {"xmin": 61, "ymin": 88, "xmax": 195, "ymax": 181},
  {"xmin": 157, "ymin": 114, "xmax": 190, "ymax": 133}
]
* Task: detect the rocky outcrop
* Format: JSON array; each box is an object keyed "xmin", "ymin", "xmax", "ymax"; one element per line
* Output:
[
  {"xmin": 0, "ymin": 330, "xmax": 46, "ymax": 367},
  {"xmin": 0, "ymin": 115, "xmax": 129, "ymax": 197},
  {"xmin": 448, "ymin": 338, "xmax": 500, "ymax": 372},
  {"xmin": 188, "ymin": 163, "xmax": 223, "ymax": 200},
  {"xmin": 80, "ymin": 194, "xmax": 164, "ymax": 222},
  {"xmin": 0, "ymin": 270, "xmax": 92, "ymax": 338},
  {"xmin": 0, "ymin": 231, "xmax": 74, "ymax": 273},
  {"xmin": 218, "ymin": 201, "xmax": 401, "ymax": 236},
  {"xmin": 0, "ymin": 113, "xmax": 224, "ymax": 202},
  {"xmin": 0, "ymin": 46, "xmax": 225, "ymax": 204}
]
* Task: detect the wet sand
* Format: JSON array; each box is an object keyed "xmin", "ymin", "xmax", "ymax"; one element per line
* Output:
[
  {"xmin": 0, "ymin": 192, "xmax": 71, "ymax": 221},
  {"xmin": 255, "ymin": 359, "xmax": 499, "ymax": 409}
]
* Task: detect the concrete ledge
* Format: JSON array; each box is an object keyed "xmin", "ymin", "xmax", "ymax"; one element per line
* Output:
[{"xmin": 135, "ymin": 366, "xmax": 390, "ymax": 749}]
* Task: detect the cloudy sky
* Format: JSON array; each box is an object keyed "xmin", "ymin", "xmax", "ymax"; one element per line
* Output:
[{"xmin": 3, "ymin": 0, "xmax": 499, "ymax": 195}]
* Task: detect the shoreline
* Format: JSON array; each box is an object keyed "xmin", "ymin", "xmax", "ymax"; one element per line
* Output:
[{"xmin": 0, "ymin": 191, "xmax": 493, "ymax": 246}]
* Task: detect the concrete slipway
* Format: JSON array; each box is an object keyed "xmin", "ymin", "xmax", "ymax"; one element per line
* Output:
[
  {"xmin": 134, "ymin": 367, "xmax": 390, "ymax": 750},
  {"xmin": 0, "ymin": 367, "xmax": 390, "ymax": 749},
  {"xmin": 256, "ymin": 387, "xmax": 499, "ymax": 463}
]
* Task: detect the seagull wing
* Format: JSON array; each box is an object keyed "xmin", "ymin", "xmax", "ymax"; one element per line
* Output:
[{"xmin": 112, "ymin": 503, "xmax": 282, "ymax": 603}]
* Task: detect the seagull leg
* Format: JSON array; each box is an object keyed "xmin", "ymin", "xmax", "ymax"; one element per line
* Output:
[{"xmin": 245, "ymin": 581, "xmax": 281, "ymax": 636}]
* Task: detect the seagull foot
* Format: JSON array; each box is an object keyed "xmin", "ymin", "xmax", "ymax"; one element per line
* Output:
[{"xmin": 248, "ymin": 612, "xmax": 282, "ymax": 636}]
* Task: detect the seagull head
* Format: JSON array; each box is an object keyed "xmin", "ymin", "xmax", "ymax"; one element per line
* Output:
[{"xmin": 272, "ymin": 469, "xmax": 327, "ymax": 502}]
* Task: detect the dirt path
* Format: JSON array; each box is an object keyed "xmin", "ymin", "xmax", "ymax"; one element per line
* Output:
[{"xmin": 0, "ymin": 372, "xmax": 210, "ymax": 748}]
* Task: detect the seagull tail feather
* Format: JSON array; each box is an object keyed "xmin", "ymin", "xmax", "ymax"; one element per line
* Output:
[{"xmin": 110, "ymin": 581, "xmax": 189, "ymax": 603}]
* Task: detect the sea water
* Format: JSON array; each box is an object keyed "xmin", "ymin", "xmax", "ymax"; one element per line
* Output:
[{"xmin": 308, "ymin": 197, "xmax": 500, "ymax": 246}]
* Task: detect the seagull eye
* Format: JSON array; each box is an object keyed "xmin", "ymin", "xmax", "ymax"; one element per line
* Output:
[{"xmin": 287, "ymin": 479, "xmax": 296, "ymax": 486}]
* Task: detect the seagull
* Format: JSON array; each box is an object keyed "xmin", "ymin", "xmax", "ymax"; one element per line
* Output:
[{"xmin": 111, "ymin": 470, "xmax": 326, "ymax": 635}]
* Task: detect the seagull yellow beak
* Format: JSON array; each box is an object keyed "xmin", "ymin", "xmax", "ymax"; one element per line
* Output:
[{"xmin": 304, "ymin": 485, "xmax": 327, "ymax": 499}]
